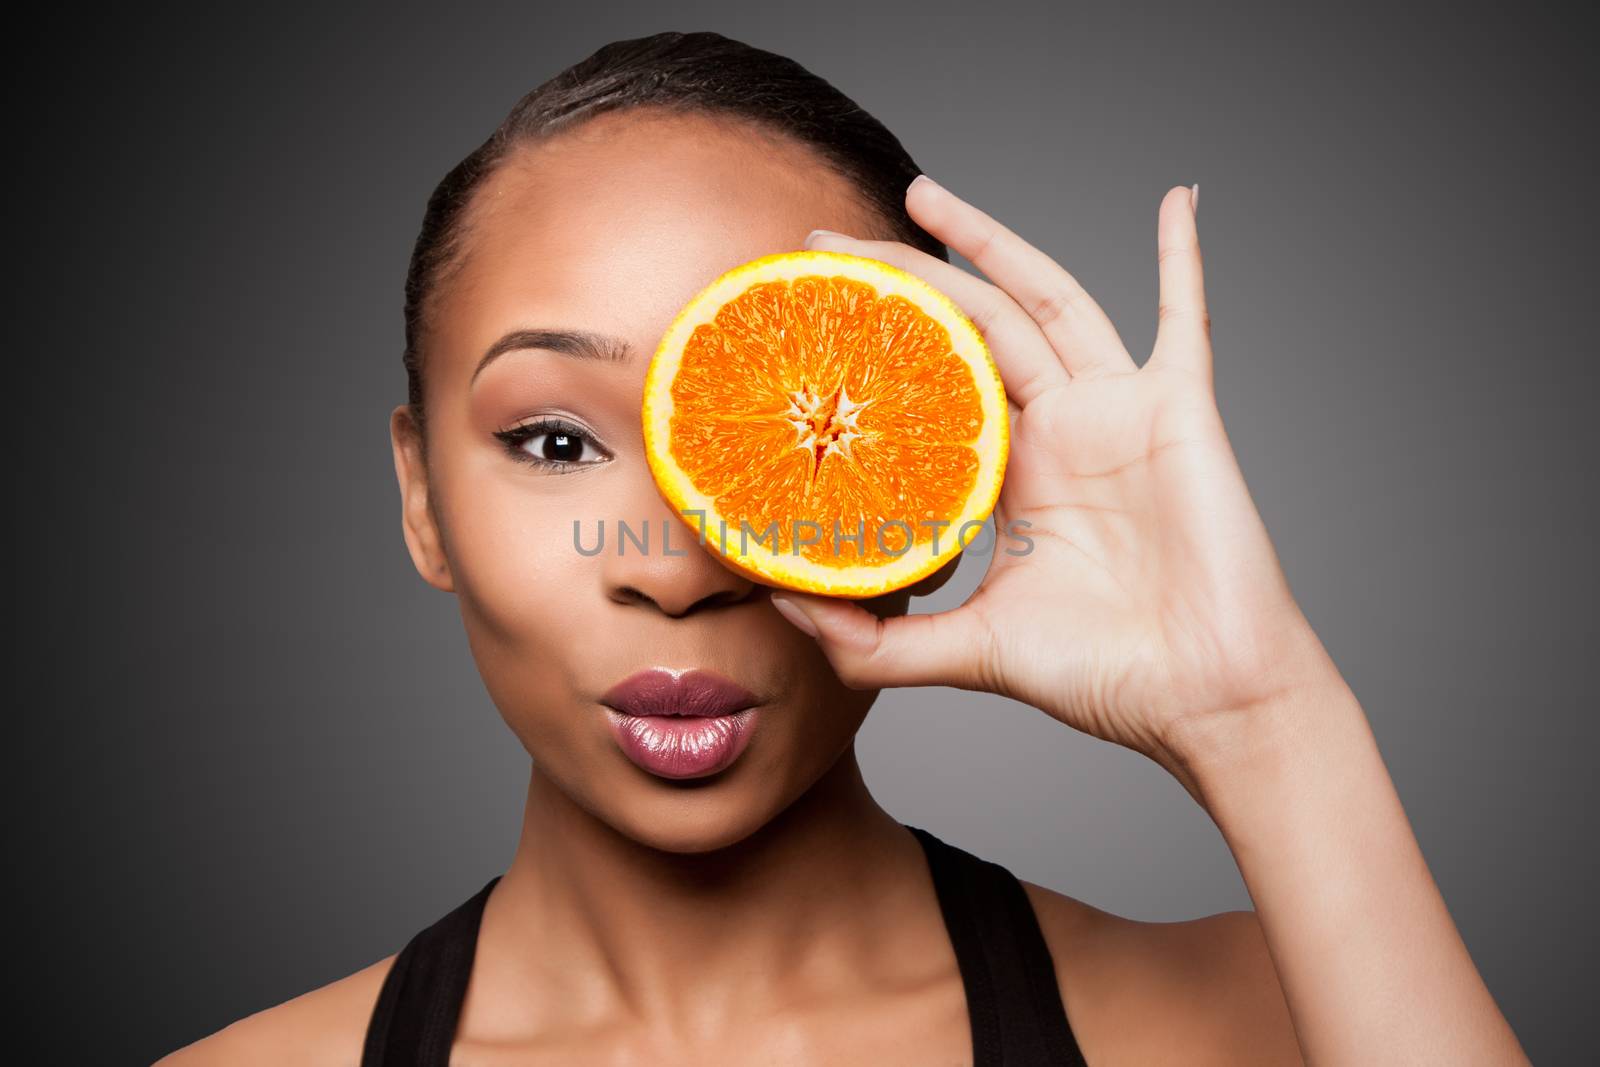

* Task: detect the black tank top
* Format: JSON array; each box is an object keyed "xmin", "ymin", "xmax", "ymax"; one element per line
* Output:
[{"xmin": 361, "ymin": 823, "xmax": 1088, "ymax": 1065}]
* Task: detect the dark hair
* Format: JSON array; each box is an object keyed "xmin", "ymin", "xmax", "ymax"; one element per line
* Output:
[{"xmin": 401, "ymin": 30, "xmax": 947, "ymax": 457}]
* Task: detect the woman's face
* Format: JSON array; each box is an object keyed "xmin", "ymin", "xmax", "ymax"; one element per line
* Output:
[{"xmin": 392, "ymin": 108, "xmax": 939, "ymax": 853}]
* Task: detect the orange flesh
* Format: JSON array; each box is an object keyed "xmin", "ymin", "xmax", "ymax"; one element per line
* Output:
[{"xmin": 667, "ymin": 275, "xmax": 984, "ymax": 566}]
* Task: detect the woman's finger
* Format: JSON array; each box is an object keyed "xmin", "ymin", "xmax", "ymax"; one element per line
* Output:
[
  {"xmin": 905, "ymin": 175, "xmax": 1138, "ymax": 380},
  {"xmin": 1148, "ymin": 184, "xmax": 1213, "ymax": 385},
  {"xmin": 769, "ymin": 590, "xmax": 989, "ymax": 693},
  {"xmin": 804, "ymin": 230, "xmax": 1068, "ymax": 408}
]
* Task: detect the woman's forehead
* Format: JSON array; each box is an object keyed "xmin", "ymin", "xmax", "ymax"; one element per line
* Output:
[{"xmin": 434, "ymin": 112, "xmax": 871, "ymax": 377}]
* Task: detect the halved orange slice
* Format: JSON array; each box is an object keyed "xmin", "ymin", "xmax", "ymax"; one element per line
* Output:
[{"xmin": 642, "ymin": 249, "xmax": 1009, "ymax": 598}]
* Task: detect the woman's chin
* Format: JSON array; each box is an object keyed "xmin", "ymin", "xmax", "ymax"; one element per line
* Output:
[{"xmin": 605, "ymin": 785, "xmax": 789, "ymax": 855}]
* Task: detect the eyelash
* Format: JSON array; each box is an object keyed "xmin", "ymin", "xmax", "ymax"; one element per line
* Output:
[{"xmin": 492, "ymin": 417, "xmax": 611, "ymax": 473}]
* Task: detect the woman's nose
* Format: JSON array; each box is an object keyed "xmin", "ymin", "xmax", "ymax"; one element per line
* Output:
[{"xmin": 599, "ymin": 492, "xmax": 758, "ymax": 618}]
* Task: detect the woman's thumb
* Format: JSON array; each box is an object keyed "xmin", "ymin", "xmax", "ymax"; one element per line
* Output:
[{"xmin": 768, "ymin": 590, "xmax": 983, "ymax": 691}]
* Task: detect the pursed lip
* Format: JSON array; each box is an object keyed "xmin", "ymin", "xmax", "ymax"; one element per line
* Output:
[{"xmin": 599, "ymin": 667, "xmax": 761, "ymax": 718}]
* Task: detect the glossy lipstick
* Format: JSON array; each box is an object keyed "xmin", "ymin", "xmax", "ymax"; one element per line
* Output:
[{"xmin": 600, "ymin": 668, "xmax": 760, "ymax": 779}]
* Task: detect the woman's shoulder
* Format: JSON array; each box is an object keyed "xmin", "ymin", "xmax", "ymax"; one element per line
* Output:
[
  {"xmin": 153, "ymin": 952, "xmax": 398, "ymax": 1066},
  {"xmin": 1020, "ymin": 881, "xmax": 1304, "ymax": 1066}
]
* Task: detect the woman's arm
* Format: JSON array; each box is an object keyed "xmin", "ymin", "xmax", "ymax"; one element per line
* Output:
[
  {"xmin": 1170, "ymin": 626, "xmax": 1525, "ymax": 1063},
  {"xmin": 769, "ymin": 176, "xmax": 1528, "ymax": 1064}
]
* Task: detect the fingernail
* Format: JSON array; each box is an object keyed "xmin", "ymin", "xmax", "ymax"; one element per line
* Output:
[
  {"xmin": 910, "ymin": 174, "xmax": 941, "ymax": 194},
  {"xmin": 806, "ymin": 228, "xmax": 844, "ymax": 246},
  {"xmin": 770, "ymin": 594, "xmax": 820, "ymax": 638},
  {"xmin": 1190, "ymin": 183, "xmax": 1199, "ymax": 216}
]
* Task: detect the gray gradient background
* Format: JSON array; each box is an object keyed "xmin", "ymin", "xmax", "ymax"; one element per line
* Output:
[{"xmin": 20, "ymin": 3, "xmax": 1593, "ymax": 1063}]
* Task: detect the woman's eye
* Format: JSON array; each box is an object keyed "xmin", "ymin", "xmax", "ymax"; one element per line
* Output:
[{"xmin": 493, "ymin": 420, "xmax": 610, "ymax": 471}]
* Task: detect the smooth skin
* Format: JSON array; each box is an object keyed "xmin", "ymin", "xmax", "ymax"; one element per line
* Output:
[
  {"xmin": 157, "ymin": 108, "xmax": 1525, "ymax": 1065},
  {"xmin": 772, "ymin": 177, "xmax": 1531, "ymax": 1064}
]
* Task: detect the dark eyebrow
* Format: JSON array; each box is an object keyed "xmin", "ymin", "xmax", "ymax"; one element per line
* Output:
[{"xmin": 472, "ymin": 328, "xmax": 634, "ymax": 384}]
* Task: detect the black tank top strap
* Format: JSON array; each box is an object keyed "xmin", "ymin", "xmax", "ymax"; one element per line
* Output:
[
  {"xmin": 361, "ymin": 831, "xmax": 1087, "ymax": 1065},
  {"xmin": 905, "ymin": 823, "xmax": 1089, "ymax": 1066},
  {"xmin": 360, "ymin": 874, "xmax": 500, "ymax": 1067}
]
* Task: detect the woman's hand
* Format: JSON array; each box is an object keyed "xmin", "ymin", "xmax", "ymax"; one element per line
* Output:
[
  {"xmin": 771, "ymin": 176, "xmax": 1337, "ymax": 777},
  {"xmin": 776, "ymin": 177, "xmax": 1530, "ymax": 1065}
]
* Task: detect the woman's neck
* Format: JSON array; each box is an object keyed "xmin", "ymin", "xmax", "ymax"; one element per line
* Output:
[{"xmin": 462, "ymin": 745, "xmax": 936, "ymax": 1041}]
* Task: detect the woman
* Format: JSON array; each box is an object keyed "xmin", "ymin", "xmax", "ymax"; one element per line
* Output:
[{"xmin": 160, "ymin": 31, "xmax": 1527, "ymax": 1065}]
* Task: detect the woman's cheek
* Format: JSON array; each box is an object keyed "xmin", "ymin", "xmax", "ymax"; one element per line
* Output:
[{"xmin": 450, "ymin": 496, "xmax": 591, "ymax": 650}]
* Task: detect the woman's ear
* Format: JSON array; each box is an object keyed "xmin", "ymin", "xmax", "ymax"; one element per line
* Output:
[{"xmin": 390, "ymin": 404, "xmax": 455, "ymax": 593}]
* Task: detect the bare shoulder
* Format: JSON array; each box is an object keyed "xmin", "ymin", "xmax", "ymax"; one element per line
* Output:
[
  {"xmin": 1021, "ymin": 881, "xmax": 1303, "ymax": 1065},
  {"xmin": 153, "ymin": 953, "xmax": 397, "ymax": 1066}
]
